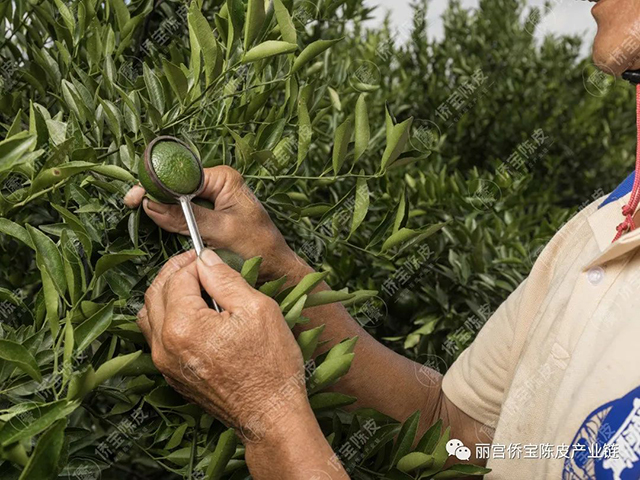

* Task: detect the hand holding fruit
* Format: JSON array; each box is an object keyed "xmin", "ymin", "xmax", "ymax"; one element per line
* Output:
[
  {"xmin": 125, "ymin": 166, "xmax": 306, "ymax": 281},
  {"xmin": 137, "ymin": 249, "xmax": 312, "ymax": 441}
]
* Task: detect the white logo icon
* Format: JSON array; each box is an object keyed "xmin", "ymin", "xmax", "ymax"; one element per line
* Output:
[{"xmin": 446, "ymin": 439, "xmax": 472, "ymax": 461}]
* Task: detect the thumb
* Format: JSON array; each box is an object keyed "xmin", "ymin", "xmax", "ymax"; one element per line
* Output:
[
  {"xmin": 198, "ymin": 166, "xmax": 245, "ymax": 207},
  {"xmin": 197, "ymin": 249, "xmax": 258, "ymax": 312}
]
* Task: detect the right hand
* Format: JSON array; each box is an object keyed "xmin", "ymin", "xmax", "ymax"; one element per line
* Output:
[
  {"xmin": 124, "ymin": 166, "xmax": 306, "ymax": 281},
  {"xmin": 137, "ymin": 249, "xmax": 310, "ymax": 442},
  {"xmin": 139, "ymin": 249, "xmax": 348, "ymax": 480}
]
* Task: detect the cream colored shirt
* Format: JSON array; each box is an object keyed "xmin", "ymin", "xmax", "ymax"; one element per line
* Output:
[{"xmin": 442, "ymin": 185, "xmax": 640, "ymax": 480}]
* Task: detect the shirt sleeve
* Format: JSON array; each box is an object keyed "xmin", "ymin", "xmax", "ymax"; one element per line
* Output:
[{"xmin": 441, "ymin": 279, "xmax": 527, "ymax": 429}]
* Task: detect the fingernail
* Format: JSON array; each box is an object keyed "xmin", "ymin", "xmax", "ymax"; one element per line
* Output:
[
  {"xmin": 146, "ymin": 200, "xmax": 169, "ymax": 214},
  {"xmin": 199, "ymin": 249, "xmax": 223, "ymax": 266}
]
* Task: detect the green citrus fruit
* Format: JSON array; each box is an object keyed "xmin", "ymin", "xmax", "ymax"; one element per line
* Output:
[{"xmin": 139, "ymin": 140, "xmax": 202, "ymax": 203}]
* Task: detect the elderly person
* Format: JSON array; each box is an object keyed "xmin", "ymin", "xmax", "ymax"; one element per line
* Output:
[{"xmin": 124, "ymin": 2, "xmax": 640, "ymax": 478}]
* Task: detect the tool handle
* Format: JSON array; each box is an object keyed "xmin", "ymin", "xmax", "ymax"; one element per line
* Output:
[{"xmin": 179, "ymin": 196, "xmax": 222, "ymax": 313}]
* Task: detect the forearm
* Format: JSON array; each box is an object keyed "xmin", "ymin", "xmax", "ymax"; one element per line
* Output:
[
  {"xmin": 244, "ymin": 402, "xmax": 349, "ymax": 479},
  {"xmin": 282, "ymin": 255, "xmax": 493, "ymax": 457}
]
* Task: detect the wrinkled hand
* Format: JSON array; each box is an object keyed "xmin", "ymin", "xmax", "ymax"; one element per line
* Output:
[
  {"xmin": 125, "ymin": 166, "xmax": 304, "ymax": 281},
  {"xmin": 137, "ymin": 249, "xmax": 309, "ymax": 441}
]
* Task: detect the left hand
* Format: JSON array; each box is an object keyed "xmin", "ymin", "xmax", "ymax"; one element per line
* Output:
[{"xmin": 125, "ymin": 166, "xmax": 307, "ymax": 281}]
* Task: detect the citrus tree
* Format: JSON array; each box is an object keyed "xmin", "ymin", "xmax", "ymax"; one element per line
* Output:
[
  {"xmin": 0, "ymin": 0, "xmax": 489, "ymax": 478},
  {"xmin": 0, "ymin": 0, "xmax": 633, "ymax": 478}
]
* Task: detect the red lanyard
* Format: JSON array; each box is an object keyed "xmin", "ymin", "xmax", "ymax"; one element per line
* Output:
[{"xmin": 613, "ymin": 84, "xmax": 640, "ymax": 242}]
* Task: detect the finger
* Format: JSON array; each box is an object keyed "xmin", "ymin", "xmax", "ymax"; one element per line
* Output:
[
  {"xmin": 161, "ymin": 262, "xmax": 215, "ymax": 345},
  {"xmin": 124, "ymin": 185, "xmax": 146, "ymax": 208},
  {"xmin": 146, "ymin": 250, "xmax": 198, "ymax": 334},
  {"xmin": 143, "ymin": 199, "xmax": 186, "ymax": 234},
  {"xmin": 198, "ymin": 166, "xmax": 244, "ymax": 206},
  {"xmin": 196, "ymin": 249, "xmax": 261, "ymax": 312}
]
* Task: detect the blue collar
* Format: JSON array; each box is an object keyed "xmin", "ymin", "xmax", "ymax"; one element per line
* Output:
[{"xmin": 599, "ymin": 171, "xmax": 636, "ymax": 208}]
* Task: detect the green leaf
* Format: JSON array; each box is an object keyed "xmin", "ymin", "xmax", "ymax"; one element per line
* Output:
[
  {"xmin": 0, "ymin": 340, "xmax": 42, "ymax": 381},
  {"xmin": 7, "ymin": 109, "xmax": 24, "ymax": 138},
  {"xmin": 297, "ymin": 97, "xmax": 311, "ymax": 167},
  {"xmin": 205, "ymin": 428, "xmax": 237, "ymax": 480},
  {"xmin": 124, "ymin": 91, "xmax": 141, "ymax": 134},
  {"xmin": 162, "ymin": 59, "xmax": 189, "ymax": 101},
  {"xmin": 419, "ymin": 427, "xmax": 450, "ymax": 477},
  {"xmin": 42, "ymin": 269, "xmax": 60, "ymax": 337},
  {"xmin": 61, "ymin": 231, "xmax": 83, "ymax": 304},
  {"xmin": 280, "ymin": 271, "xmax": 328, "ymax": 311},
  {"xmin": 397, "ymin": 452, "xmax": 434, "ymax": 473},
  {"xmin": 256, "ymin": 118, "xmax": 286, "ymax": 150},
  {"xmin": 417, "ymin": 418, "xmax": 442, "ymax": 454},
  {"xmin": 328, "ymin": 87, "xmax": 341, "ymax": 111},
  {"xmin": 291, "ymin": 38, "xmax": 342, "ymax": 74},
  {"xmin": 284, "ymin": 294, "xmax": 307, "ymax": 328},
  {"xmin": 307, "ymin": 352, "xmax": 354, "ymax": 394},
  {"xmin": 216, "ymin": 249, "xmax": 245, "ymax": 272},
  {"xmin": 188, "ymin": 4, "xmax": 219, "ymax": 86},
  {"xmin": 240, "ymin": 256, "xmax": 262, "ymax": 287},
  {"xmin": 354, "ymin": 94, "xmax": 370, "ymax": 162},
  {"xmin": 91, "ymin": 164, "xmax": 136, "ymax": 182},
  {"xmin": 296, "ymin": 324, "xmax": 325, "ymax": 361},
  {"xmin": 61, "ymin": 80, "xmax": 84, "ymax": 121},
  {"xmin": 0, "ymin": 288, "xmax": 32, "ymax": 319},
  {"xmin": 63, "ymin": 318, "xmax": 74, "ymax": 377},
  {"xmin": 362, "ymin": 423, "xmax": 402, "ymax": 461},
  {"xmin": 74, "ymin": 302, "xmax": 115, "ymax": 353},
  {"xmin": 30, "ymin": 161, "xmax": 96, "ymax": 193},
  {"xmin": 108, "ymin": 0, "xmax": 130, "ymax": 31},
  {"xmin": 143, "ymin": 63, "xmax": 165, "ymax": 115},
  {"xmin": 26, "ymin": 225, "xmax": 67, "ymax": 297},
  {"xmin": 53, "ymin": 0, "xmax": 75, "ymax": 34},
  {"xmin": 273, "ymin": 0, "xmax": 296, "ymax": 44},
  {"xmin": 0, "ymin": 219, "xmax": 34, "ymax": 249},
  {"xmin": 242, "ymin": 40, "xmax": 297, "ymax": 63},
  {"xmin": 391, "ymin": 411, "xmax": 420, "ymax": 467},
  {"xmin": 332, "ymin": 116, "xmax": 353, "ymax": 175},
  {"xmin": 325, "ymin": 337, "xmax": 357, "ymax": 362},
  {"xmin": 98, "ymin": 98, "xmax": 123, "ymax": 140},
  {"xmin": 392, "ymin": 188, "xmax": 408, "ymax": 234},
  {"xmin": 349, "ymin": 177, "xmax": 369, "ymax": 238},
  {"xmin": 258, "ymin": 275, "xmax": 288, "ymax": 297},
  {"xmin": 94, "ymin": 351, "xmax": 142, "ymax": 386},
  {"xmin": 0, "ymin": 131, "xmax": 37, "ymax": 174},
  {"xmin": 0, "ymin": 400, "xmax": 78, "ymax": 447},
  {"xmin": 381, "ymin": 117, "xmax": 413, "ymax": 171},
  {"xmin": 381, "ymin": 228, "xmax": 419, "ymax": 253},
  {"xmin": 94, "ymin": 249, "xmax": 146, "ymax": 279},
  {"xmin": 431, "ymin": 464, "xmax": 491, "ymax": 478},
  {"xmin": 116, "ymin": 353, "xmax": 159, "ymax": 377},
  {"xmin": 145, "ymin": 386, "xmax": 186, "ymax": 408},
  {"xmin": 244, "ymin": 0, "xmax": 266, "ymax": 49},
  {"xmin": 305, "ymin": 290, "xmax": 355, "ymax": 308},
  {"xmin": 309, "ymin": 392, "xmax": 357, "ymax": 411},
  {"xmin": 226, "ymin": 0, "xmax": 246, "ymax": 52},
  {"xmin": 18, "ymin": 419, "xmax": 67, "ymax": 480},
  {"xmin": 165, "ymin": 424, "xmax": 189, "ymax": 450},
  {"xmin": 66, "ymin": 366, "xmax": 97, "ymax": 401}
]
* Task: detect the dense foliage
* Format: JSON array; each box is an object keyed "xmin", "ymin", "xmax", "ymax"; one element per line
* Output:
[{"xmin": 0, "ymin": 0, "xmax": 634, "ymax": 478}]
